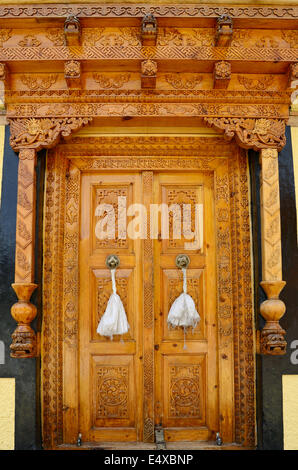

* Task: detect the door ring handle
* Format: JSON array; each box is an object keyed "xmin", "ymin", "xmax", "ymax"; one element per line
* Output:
[{"xmin": 106, "ymin": 254, "xmax": 120, "ymax": 270}]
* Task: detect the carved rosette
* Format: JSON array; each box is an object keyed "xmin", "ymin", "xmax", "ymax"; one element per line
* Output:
[
  {"xmin": 64, "ymin": 60, "xmax": 81, "ymax": 89},
  {"xmin": 141, "ymin": 59, "xmax": 157, "ymax": 89},
  {"xmin": 214, "ymin": 61, "xmax": 231, "ymax": 89},
  {"xmin": 204, "ymin": 117, "xmax": 286, "ymax": 152}
]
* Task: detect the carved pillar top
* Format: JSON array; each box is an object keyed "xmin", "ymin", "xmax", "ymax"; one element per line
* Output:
[{"xmin": 8, "ymin": 117, "xmax": 92, "ymax": 153}]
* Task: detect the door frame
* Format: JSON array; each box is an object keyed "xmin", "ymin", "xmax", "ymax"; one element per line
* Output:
[{"xmin": 41, "ymin": 134, "xmax": 256, "ymax": 449}]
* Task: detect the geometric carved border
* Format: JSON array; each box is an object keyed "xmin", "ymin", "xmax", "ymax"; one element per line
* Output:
[{"xmin": 42, "ymin": 137, "xmax": 255, "ymax": 448}]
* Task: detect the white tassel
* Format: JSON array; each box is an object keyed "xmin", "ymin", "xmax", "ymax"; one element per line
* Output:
[
  {"xmin": 167, "ymin": 268, "xmax": 200, "ymax": 349},
  {"xmin": 97, "ymin": 268, "xmax": 130, "ymax": 340}
]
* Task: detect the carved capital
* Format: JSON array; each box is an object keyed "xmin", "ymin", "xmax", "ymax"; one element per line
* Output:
[
  {"xmin": 203, "ymin": 117, "xmax": 286, "ymax": 152},
  {"xmin": 10, "ymin": 283, "xmax": 38, "ymax": 358},
  {"xmin": 259, "ymin": 281, "xmax": 287, "ymax": 355},
  {"xmin": 8, "ymin": 116, "xmax": 92, "ymax": 152}
]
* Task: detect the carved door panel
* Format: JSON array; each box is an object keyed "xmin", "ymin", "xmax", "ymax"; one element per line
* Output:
[
  {"xmin": 153, "ymin": 172, "xmax": 219, "ymax": 442},
  {"xmin": 78, "ymin": 170, "xmax": 226, "ymax": 444},
  {"xmin": 79, "ymin": 173, "xmax": 143, "ymax": 442}
]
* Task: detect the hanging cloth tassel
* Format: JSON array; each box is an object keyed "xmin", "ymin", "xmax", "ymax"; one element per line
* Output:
[
  {"xmin": 167, "ymin": 268, "xmax": 200, "ymax": 349},
  {"xmin": 97, "ymin": 268, "xmax": 130, "ymax": 340}
]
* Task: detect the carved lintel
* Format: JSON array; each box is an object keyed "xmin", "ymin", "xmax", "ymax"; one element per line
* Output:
[
  {"xmin": 64, "ymin": 15, "xmax": 81, "ymax": 46},
  {"xmin": 288, "ymin": 63, "xmax": 298, "ymax": 89},
  {"xmin": 215, "ymin": 14, "xmax": 233, "ymax": 47},
  {"xmin": 64, "ymin": 60, "xmax": 82, "ymax": 89},
  {"xmin": 8, "ymin": 116, "xmax": 92, "ymax": 152},
  {"xmin": 259, "ymin": 281, "xmax": 286, "ymax": 355},
  {"xmin": 10, "ymin": 282, "xmax": 38, "ymax": 358},
  {"xmin": 213, "ymin": 61, "xmax": 231, "ymax": 89},
  {"xmin": 141, "ymin": 59, "xmax": 157, "ymax": 89},
  {"xmin": 0, "ymin": 62, "xmax": 9, "ymax": 91},
  {"xmin": 141, "ymin": 13, "xmax": 158, "ymax": 46},
  {"xmin": 203, "ymin": 117, "xmax": 286, "ymax": 152}
]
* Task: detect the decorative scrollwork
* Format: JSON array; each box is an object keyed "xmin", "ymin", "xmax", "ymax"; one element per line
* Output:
[
  {"xmin": 204, "ymin": 117, "xmax": 286, "ymax": 152},
  {"xmin": 8, "ymin": 116, "xmax": 92, "ymax": 151}
]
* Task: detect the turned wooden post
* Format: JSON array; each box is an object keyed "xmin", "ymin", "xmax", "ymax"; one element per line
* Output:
[
  {"xmin": 10, "ymin": 148, "xmax": 38, "ymax": 358},
  {"xmin": 259, "ymin": 148, "xmax": 286, "ymax": 355}
]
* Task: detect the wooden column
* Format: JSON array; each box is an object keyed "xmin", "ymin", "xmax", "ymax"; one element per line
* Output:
[
  {"xmin": 259, "ymin": 148, "xmax": 286, "ymax": 355},
  {"xmin": 10, "ymin": 148, "xmax": 38, "ymax": 358}
]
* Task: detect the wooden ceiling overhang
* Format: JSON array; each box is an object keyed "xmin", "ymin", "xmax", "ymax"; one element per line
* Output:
[{"xmin": 4, "ymin": 3, "xmax": 297, "ymax": 359}]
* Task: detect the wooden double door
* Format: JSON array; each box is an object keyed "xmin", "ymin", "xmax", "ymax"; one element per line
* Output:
[{"xmin": 78, "ymin": 169, "xmax": 223, "ymax": 444}]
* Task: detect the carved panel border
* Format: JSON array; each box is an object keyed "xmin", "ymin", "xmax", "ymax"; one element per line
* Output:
[
  {"xmin": 0, "ymin": 4, "xmax": 297, "ymax": 19},
  {"xmin": 42, "ymin": 138, "xmax": 255, "ymax": 448}
]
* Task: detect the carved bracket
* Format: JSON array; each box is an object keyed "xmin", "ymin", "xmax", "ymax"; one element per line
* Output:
[
  {"xmin": 8, "ymin": 116, "xmax": 92, "ymax": 152},
  {"xmin": 203, "ymin": 117, "xmax": 287, "ymax": 152}
]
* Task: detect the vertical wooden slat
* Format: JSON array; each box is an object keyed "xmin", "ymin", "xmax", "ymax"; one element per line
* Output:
[{"xmin": 142, "ymin": 171, "xmax": 154, "ymax": 442}]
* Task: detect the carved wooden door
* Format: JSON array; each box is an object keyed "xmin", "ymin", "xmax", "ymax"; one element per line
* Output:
[
  {"xmin": 153, "ymin": 172, "xmax": 219, "ymax": 442},
  {"xmin": 79, "ymin": 172, "xmax": 144, "ymax": 442},
  {"xmin": 78, "ymin": 170, "xmax": 223, "ymax": 443}
]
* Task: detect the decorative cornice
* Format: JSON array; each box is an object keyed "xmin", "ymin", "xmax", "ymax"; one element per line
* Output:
[
  {"xmin": 8, "ymin": 116, "xmax": 92, "ymax": 151},
  {"xmin": 0, "ymin": 4, "xmax": 297, "ymax": 19}
]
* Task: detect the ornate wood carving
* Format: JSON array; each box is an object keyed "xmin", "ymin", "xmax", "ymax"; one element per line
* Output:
[
  {"xmin": 10, "ymin": 283, "xmax": 38, "ymax": 358},
  {"xmin": 42, "ymin": 141, "xmax": 255, "ymax": 448},
  {"xmin": 141, "ymin": 59, "xmax": 157, "ymax": 89},
  {"xmin": 141, "ymin": 13, "xmax": 158, "ymax": 46},
  {"xmin": 213, "ymin": 61, "xmax": 231, "ymax": 89},
  {"xmin": 8, "ymin": 117, "xmax": 92, "ymax": 152},
  {"xmin": 215, "ymin": 14, "xmax": 233, "ymax": 47},
  {"xmin": 204, "ymin": 117, "xmax": 287, "ymax": 152},
  {"xmin": 0, "ymin": 5, "xmax": 296, "ymax": 20},
  {"xmin": 142, "ymin": 171, "xmax": 154, "ymax": 443},
  {"xmin": 10, "ymin": 148, "xmax": 37, "ymax": 358},
  {"xmin": 258, "ymin": 148, "xmax": 286, "ymax": 355},
  {"xmin": 64, "ymin": 60, "xmax": 81, "ymax": 89}
]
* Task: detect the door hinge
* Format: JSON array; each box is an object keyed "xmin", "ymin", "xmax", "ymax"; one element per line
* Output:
[{"xmin": 155, "ymin": 426, "xmax": 166, "ymax": 450}]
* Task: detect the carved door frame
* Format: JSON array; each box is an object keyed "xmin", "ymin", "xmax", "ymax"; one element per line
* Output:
[{"xmin": 41, "ymin": 136, "xmax": 255, "ymax": 448}]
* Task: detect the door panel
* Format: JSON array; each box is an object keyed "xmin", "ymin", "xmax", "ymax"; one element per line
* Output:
[
  {"xmin": 153, "ymin": 172, "xmax": 219, "ymax": 442},
  {"xmin": 79, "ymin": 170, "xmax": 223, "ymax": 443},
  {"xmin": 79, "ymin": 173, "xmax": 143, "ymax": 442}
]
